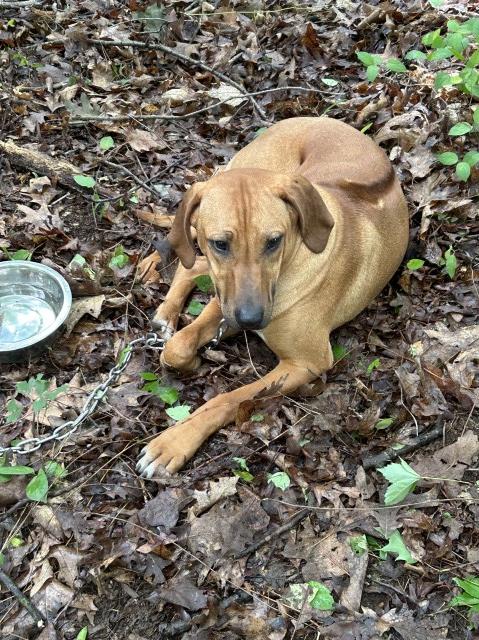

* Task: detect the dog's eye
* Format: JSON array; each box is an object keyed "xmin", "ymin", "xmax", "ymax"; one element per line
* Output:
[
  {"xmin": 264, "ymin": 236, "xmax": 283, "ymax": 253},
  {"xmin": 209, "ymin": 239, "xmax": 230, "ymax": 255}
]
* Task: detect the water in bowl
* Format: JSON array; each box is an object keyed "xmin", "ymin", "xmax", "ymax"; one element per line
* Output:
[{"xmin": 0, "ymin": 293, "xmax": 56, "ymax": 347}]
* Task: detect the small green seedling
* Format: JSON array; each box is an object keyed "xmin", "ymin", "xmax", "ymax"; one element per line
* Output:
[
  {"xmin": 380, "ymin": 530, "xmax": 417, "ymax": 564},
  {"xmin": 165, "ymin": 405, "xmax": 191, "ymax": 421},
  {"xmin": 232, "ymin": 457, "xmax": 254, "ymax": 482},
  {"xmin": 451, "ymin": 576, "xmax": 479, "ymax": 618},
  {"xmin": 109, "ymin": 245, "xmax": 130, "ymax": 270},
  {"xmin": 378, "ymin": 458, "xmax": 421, "ymax": 505},
  {"xmin": 407, "ymin": 258, "xmax": 424, "ymax": 271},
  {"xmin": 267, "ymin": 471, "xmax": 291, "ymax": 491},
  {"xmin": 141, "ymin": 373, "xmax": 179, "ymax": 405},
  {"xmin": 440, "ymin": 246, "xmax": 457, "ymax": 279}
]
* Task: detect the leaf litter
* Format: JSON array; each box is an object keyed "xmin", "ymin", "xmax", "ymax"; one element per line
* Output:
[{"xmin": 0, "ymin": 1, "xmax": 478, "ymax": 639}]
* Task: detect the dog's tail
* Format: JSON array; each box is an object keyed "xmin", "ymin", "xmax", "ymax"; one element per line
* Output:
[{"xmin": 337, "ymin": 164, "xmax": 396, "ymax": 203}]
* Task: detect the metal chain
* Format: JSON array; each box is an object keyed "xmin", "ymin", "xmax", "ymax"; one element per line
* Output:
[{"xmin": 0, "ymin": 321, "xmax": 227, "ymax": 456}]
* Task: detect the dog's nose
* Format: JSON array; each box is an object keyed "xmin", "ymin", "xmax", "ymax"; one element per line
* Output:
[{"xmin": 234, "ymin": 304, "xmax": 264, "ymax": 330}]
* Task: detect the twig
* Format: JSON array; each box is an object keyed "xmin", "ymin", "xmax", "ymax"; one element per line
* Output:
[
  {"xmin": 0, "ymin": 567, "xmax": 45, "ymax": 628},
  {"xmin": 0, "ymin": 0, "xmax": 42, "ymax": 6},
  {"xmin": 69, "ymin": 86, "xmax": 326, "ymax": 123},
  {"xmin": 362, "ymin": 423, "xmax": 444, "ymax": 470},
  {"xmin": 46, "ymin": 37, "xmax": 268, "ymax": 121},
  {"xmin": 234, "ymin": 508, "xmax": 309, "ymax": 559},
  {"xmin": 102, "ymin": 160, "xmax": 163, "ymax": 201}
]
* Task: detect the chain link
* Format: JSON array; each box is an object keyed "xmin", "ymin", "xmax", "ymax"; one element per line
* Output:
[{"xmin": 0, "ymin": 323, "xmax": 226, "ymax": 456}]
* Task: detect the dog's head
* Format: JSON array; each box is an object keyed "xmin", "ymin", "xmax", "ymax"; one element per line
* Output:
[{"xmin": 168, "ymin": 169, "xmax": 334, "ymax": 330}]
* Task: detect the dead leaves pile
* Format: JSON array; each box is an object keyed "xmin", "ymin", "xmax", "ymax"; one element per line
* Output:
[{"xmin": 0, "ymin": 0, "xmax": 478, "ymax": 639}]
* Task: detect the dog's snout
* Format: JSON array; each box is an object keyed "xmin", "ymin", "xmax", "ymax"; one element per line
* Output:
[{"xmin": 234, "ymin": 303, "xmax": 264, "ymax": 330}]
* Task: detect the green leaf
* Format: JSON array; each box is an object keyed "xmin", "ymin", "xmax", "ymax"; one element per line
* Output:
[
  {"xmin": 11, "ymin": 249, "xmax": 32, "ymax": 260},
  {"xmin": 267, "ymin": 471, "xmax": 291, "ymax": 491},
  {"xmin": 473, "ymin": 109, "xmax": 479, "ymax": 125},
  {"xmin": 463, "ymin": 150, "xmax": 479, "ymax": 167},
  {"xmin": 428, "ymin": 0, "xmax": 444, "ymax": 6},
  {"xmin": 254, "ymin": 127, "xmax": 268, "ymax": 137},
  {"xmin": 379, "ymin": 458, "xmax": 421, "ymax": 485},
  {"xmin": 434, "ymin": 71, "xmax": 453, "ymax": 90},
  {"xmin": 407, "ymin": 258, "xmax": 425, "ymax": 270},
  {"xmin": 422, "ymin": 28, "xmax": 443, "ymax": 48},
  {"xmin": 251, "ymin": 413, "xmax": 265, "ymax": 422},
  {"xmin": 456, "ymin": 161, "xmax": 471, "ymax": 182},
  {"xmin": 375, "ymin": 417, "xmax": 394, "ymax": 430},
  {"xmin": 0, "ymin": 552, "xmax": 4, "ymax": 566},
  {"xmin": 165, "ymin": 405, "xmax": 191, "ymax": 421},
  {"xmin": 44, "ymin": 461, "xmax": 67, "ymax": 479},
  {"xmin": 9, "ymin": 536, "xmax": 23, "ymax": 548},
  {"xmin": 454, "ymin": 577, "xmax": 479, "ymax": 599},
  {"xmin": 26, "ymin": 469, "xmax": 49, "ymax": 502},
  {"xmin": 233, "ymin": 457, "xmax": 250, "ymax": 471},
  {"xmin": 466, "ymin": 49, "xmax": 479, "ymax": 68},
  {"xmin": 141, "ymin": 372, "xmax": 157, "ymax": 381},
  {"xmin": 366, "ymin": 64, "xmax": 380, "ymax": 82},
  {"xmin": 386, "ymin": 58, "xmax": 407, "ymax": 73},
  {"xmin": 449, "ymin": 122, "xmax": 473, "ymax": 136},
  {"xmin": 73, "ymin": 174, "xmax": 96, "ymax": 189},
  {"xmin": 428, "ymin": 47, "xmax": 453, "ymax": 61},
  {"xmin": 356, "ymin": 51, "xmax": 375, "ymax": 67},
  {"xmin": 157, "ymin": 386, "xmax": 179, "ymax": 406},
  {"xmin": 99, "ymin": 136, "xmax": 115, "ymax": 151},
  {"xmin": 367, "ymin": 358, "xmax": 381, "ymax": 375},
  {"xmin": 405, "ymin": 50, "xmax": 427, "ymax": 61},
  {"xmin": 0, "ymin": 465, "xmax": 34, "ymax": 476},
  {"xmin": 444, "ymin": 247, "xmax": 457, "ymax": 279},
  {"xmin": 437, "ymin": 151, "xmax": 459, "ymax": 166},
  {"xmin": 450, "ymin": 593, "xmax": 479, "ymax": 608},
  {"xmin": 109, "ymin": 245, "xmax": 130, "ymax": 270},
  {"xmin": 130, "ymin": 193, "xmax": 139, "ymax": 204},
  {"xmin": 194, "ymin": 274, "xmax": 214, "ymax": 293},
  {"xmin": 76, "ymin": 627, "xmax": 88, "ymax": 640},
  {"xmin": 187, "ymin": 300, "xmax": 204, "ymax": 316},
  {"xmin": 307, "ymin": 581, "xmax": 334, "ymax": 611},
  {"xmin": 349, "ymin": 534, "xmax": 368, "ymax": 555},
  {"xmin": 332, "ymin": 344, "xmax": 348, "ymax": 362},
  {"xmin": 6, "ymin": 399, "xmax": 23, "ymax": 423},
  {"xmin": 384, "ymin": 479, "xmax": 418, "ymax": 505},
  {"xmin": 234, "ymin": 469, "xmax": 254, "ymax": 482},
  {"xmin": 380, "ymin": 530, "xmax": 417, "ymax": 564},
  {"xmin": 405, "ymin": 49, "xmax": 426, "ymax": 60},
  {"xmin": 321, "ymin": 77, "xmax": 339, "ymax": 86}
]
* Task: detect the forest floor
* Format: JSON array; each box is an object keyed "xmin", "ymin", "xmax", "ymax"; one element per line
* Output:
[{"xmin": 0, "ymin": 1, "xmax": 478, "ymax": 639}]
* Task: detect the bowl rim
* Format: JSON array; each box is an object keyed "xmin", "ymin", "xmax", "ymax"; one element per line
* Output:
[{"xmin": 0, "ymin": 260, "xmax": 72, "ymax": 353}]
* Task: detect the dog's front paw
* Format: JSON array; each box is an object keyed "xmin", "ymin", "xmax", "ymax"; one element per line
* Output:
[
  {"xmin": 136, "ymin": 422, "xmax": 203, "ymax": 478},
  {"xmin": 150, "ymin": 316, "xmax": 175, "ymax": 342}
]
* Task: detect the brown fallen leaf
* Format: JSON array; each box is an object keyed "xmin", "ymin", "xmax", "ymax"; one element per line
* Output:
[
  {"xmin": 125, "ymin": 127, "xmax": 167, "ymax": 152},
  {"xmin": 64, "ymin": 294, "xmax": 105, "ymax": 336}
]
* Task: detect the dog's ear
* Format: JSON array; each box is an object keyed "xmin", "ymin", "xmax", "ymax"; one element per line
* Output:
[
  {"xmin": 168, "ymin": 183, "xmax": 204, "ymax": 268},
  {"xmin": 279, "ymin": 175, "xmax": 334, "ymax": 253}
]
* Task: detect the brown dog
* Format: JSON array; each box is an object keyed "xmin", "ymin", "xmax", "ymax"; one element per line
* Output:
[{"xmin": 136, "ymin": 117, "xmax": 408, "ymax": 478}]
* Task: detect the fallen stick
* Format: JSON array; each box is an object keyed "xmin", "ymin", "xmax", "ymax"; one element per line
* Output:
[
  {"xmin": 362, "ymin": 423, "xmax": 444, "ymax": 470},
  {"xmin": 0, "ymin": 566, "xmax": 45, "ymax": 628},
  {"xmin": 234, "ymin": 508, "xmax": 309, "ymax": 559},
  {"xmin": 0, "ymin": 0, "xmax": 43, "ymax": 6},
  {"xmin": 70, "ymin": 86, "xmax": 327, "ymax": 123},
  {"xmin": 0, "ymin": 139, "xmax": 114, "ymax": 198},
  {"xmin": 46, "ymin": 37, "xmax": 271, "ymax": 120}
]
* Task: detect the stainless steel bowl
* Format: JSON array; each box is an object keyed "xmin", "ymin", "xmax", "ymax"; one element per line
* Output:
[{"xmin": 0, "ymin": 261, "xmax": 72, "ymax": 363}]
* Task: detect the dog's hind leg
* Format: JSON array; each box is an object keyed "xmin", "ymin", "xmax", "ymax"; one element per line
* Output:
[{"xmin": 151, "ymin": 256, "xmax": 209, "ymax": 339}]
